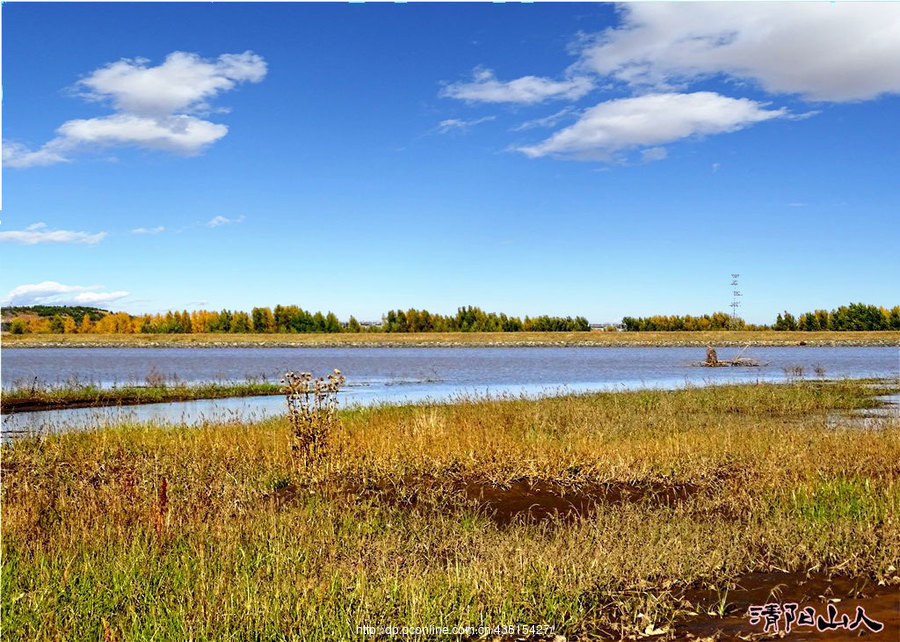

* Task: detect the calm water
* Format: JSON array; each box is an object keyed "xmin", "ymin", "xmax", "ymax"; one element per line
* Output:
[{"xmin": 2, "ymin": 346, "xmax": 898, "ymax": 437}]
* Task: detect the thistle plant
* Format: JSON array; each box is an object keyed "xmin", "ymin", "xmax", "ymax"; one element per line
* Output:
[{"xmin": 281, "ymin": 369, "xmax": 346, "ymax": 474}]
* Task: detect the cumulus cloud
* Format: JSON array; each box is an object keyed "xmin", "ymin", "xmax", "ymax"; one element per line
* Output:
[
  {"xmin": 207, "ymin": 215, "xmax": 245, "ymax": 227},
  {"xmin": 0, "ymin": 222, "xmax": 107, "ymax": 245},
  {"xmin": 56, "ymin": 114, "xmax": 228, "ymax": 155},
  {"xmin": 442, "ymin": 68, "xmax": 593, "ymax": 104},
  {"xmin": 2, "ymin": 281, "xmax": 129, "ymax": 306},
  {"xmin": 436, "ymin": 116, "xmax": 496, "ymax": 134},
  {"xmin": 441, "ymin": 4, "xmax": 900, "ymax": 163},
  {"xmin": 132, "ymin": 226, "xmax": 165, "ymax": 234},
  {"xmin": 77, "ymin": 51, "xmax": 267, "ymax": 116},
  {"xmin": 3, "ymin": 51, "xmax": 267, "ymax": 168},
  {"xmin": 516, "ymin": 92, "xmax": 786, "ymax": 161},
  {"xmin": 576, "ymin": 3, "xmax": 900, "ymax": 102}
]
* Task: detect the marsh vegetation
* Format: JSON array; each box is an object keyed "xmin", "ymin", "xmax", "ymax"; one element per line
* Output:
[
  {"xmin": 1, "ymin": 379, "xmax": 281, "ymax": 414},
  {"xmin": 2, "ymin": 379, "xmax": 898, "ymax": 639}
]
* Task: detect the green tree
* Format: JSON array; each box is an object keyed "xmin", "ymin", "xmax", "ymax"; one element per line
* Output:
[
  {"xmin": 324, "ymin": 312, "xmax": 342, "ymax": 333},
  {"xmin": 231, "ymin": 311, "xmax": 252, "ymax": 333},
  {"xmin": 252, "ymin": 307, "xmax": 276, "ymax": 333},
  {"xmin": 49, "ymin": 314, "xmax": 66, "ymax": 334}
]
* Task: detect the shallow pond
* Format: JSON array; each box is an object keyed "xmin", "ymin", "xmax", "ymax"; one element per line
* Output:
[{"xmin": 2, "ymin": 346, "xmax": 897, "ymax": 437}]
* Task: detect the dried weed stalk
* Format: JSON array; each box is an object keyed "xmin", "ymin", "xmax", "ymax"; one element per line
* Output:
[{"xmin": 282, "ymin": 369, "xmax": 346, "ymax": 474}]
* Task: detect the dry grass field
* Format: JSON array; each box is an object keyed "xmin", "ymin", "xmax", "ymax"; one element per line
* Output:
[{"xmin": 2, "ymin": 379, "xmax": 898, "ymax": 640}]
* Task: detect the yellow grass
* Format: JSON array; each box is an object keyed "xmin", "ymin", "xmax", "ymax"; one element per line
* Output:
[{"xmin": 2, "ymin": 380, "xmax": 898, "ymax": 640}]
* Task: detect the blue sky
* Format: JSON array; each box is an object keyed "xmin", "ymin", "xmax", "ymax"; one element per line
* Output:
[{"xmin": 2, "ymin": 2, "xmax": 898, "ymax": 324}]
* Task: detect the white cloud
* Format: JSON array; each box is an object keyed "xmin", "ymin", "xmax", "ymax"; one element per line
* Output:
[
  {"xmin": 436, "ymin": 116, "xmax": 496, "ymax": 134},
  {"xmin": 576, "ymin": 3, "xmax": 900, "ymax": 102},
  {"xmin": 77, "ymin": 51, "xmax": 267, "ymax": 117},
  {"xmin": 3, "ymin": 51, "xmax": 267, "ymax": 168},
  {"xmin": 2, "ymin": 141, "xmax": 69, "ymax": 169},
  {"xmin": 2, "ymin": 281, "xmax": 129, "ymax": 307},
  {"xmin": 56, "ymin": 114, "xmax": 228, "ymax": 155},
  {"xmin": 516, "ymin": 92, "xmax": 786, "ymax": 161},
  {"xmin": 442, "ymin": 68, "xmax": 593, "ymax": 104},
  {"xmin": 438, "ymin": 4, "xmax": 900, "ymax": 164},
  {"xmin": 641, "ymin": 147, "xmax": 667, "ymax": 162},
  {"xmin": 0, "ymin": 222, "xmax": 107, "ymax": 245},
  {"xmin": 132, "ymin": 226, "xmax": 165, "ymax": 234},
  {"xmin": 512, "ymin": 107, "xmax": 578, "ymax": 131},
  {"xmin": 207, "ymin": 215, "xmax": 245, "ymax": 227}
]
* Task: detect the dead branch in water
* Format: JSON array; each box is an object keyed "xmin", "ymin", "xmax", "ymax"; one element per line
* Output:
[{"xmin": 694, "ymin": 346, "xmax": 765, "ymax": 367}]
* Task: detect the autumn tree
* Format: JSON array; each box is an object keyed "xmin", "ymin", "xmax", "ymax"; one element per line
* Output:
[
  {"xmin": 79, "ymin": 314, "xmax": 94, "ymax": 333},
  {"xmin": 9, "ymin": 318, "xmax": 28, "ymax": 334}
]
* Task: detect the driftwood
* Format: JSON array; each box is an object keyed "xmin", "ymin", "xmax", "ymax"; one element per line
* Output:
[{"xmin": 696, "ymin": 346, "xmax": 764, "ymax": 368}]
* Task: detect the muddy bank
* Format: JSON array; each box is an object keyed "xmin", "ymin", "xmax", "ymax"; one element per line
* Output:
[
  {"xmin": 266, "ymin": 476, "xmax": 702, "ymax": 526},
  {"xmin": 5, "ymin": 331, "xmax": 899, "ymax": 349}
]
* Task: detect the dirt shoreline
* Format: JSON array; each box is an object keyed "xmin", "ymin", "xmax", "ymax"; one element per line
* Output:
[{"xmin": 3, "ymin": 330, "xmax": 899, "ymax": 349}]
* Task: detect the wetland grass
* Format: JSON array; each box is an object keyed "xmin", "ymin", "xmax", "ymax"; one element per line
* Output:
[
  {"xmin": 1, "ymin": 380, "xmax": 282, "ymax": 414},
  {"xmin": 1, "ymin": 380, "xmax": 898, "ymax": 640}
]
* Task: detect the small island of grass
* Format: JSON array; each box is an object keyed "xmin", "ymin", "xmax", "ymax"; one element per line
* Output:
[{"xmin": 1, "ymin": 381, "xmax": 282, "ymax": 414}]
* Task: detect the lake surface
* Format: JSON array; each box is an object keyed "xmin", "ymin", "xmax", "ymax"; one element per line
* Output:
[{"xmin": 2, "ymin": 346, "xmax": 898, "ymax": 437}]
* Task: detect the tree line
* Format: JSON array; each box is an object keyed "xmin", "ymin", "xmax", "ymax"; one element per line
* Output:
[
  {"xmin": 5, "ymin": 305, "xmax": 590, "ymax": 335},
  {"xmin": 622, "ymin": 303, "xmax": 899, "ymax": 332},
  {"xmin": 621, "ymin": 312, "xmax": 740, "ymax": 332},
  {"xmin": 6, "ymin": 302, "xmax": 897, "ymax": 335},
  {"xmin": 381, "ymin": 307, "xmax": 589, "ymax": 333},
  {"xmin": 772, "ymin": 303, "xmax": 900, "ymax": 331}
]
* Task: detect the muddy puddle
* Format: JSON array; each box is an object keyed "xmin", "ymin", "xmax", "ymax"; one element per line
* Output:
[
  {"xmin": 676, "ymin": 571, "xmax": 899, "ymax": 640},
  {"xmin": 457, "ymin": 478, "xmax": 698, "ymax": 526},
  {"xmin": 266, "ymin": 476, "xmax": 700, "ymax": 526},
  {"xmin": 826, "ymin": 394, "xmax": 900, "ymax": 430},
  {"xmin": 263, "ymin": 480, "xmax": 897, "ymax": 640}
]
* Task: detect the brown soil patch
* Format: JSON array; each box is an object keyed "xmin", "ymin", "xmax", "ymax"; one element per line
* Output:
[
  {"xmin": 264, "ymin": 476, "xmax": 700, "ymax": 526},
  {"xmin": 676, "ymin": 571, "xmax": 899, "ymax": 641},
  {"xmin": 458, "ymin": 478, "xmax": 697, "ymax": 526}
]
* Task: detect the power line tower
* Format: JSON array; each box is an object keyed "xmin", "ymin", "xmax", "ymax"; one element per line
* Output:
[{"xmin": 730, "ymin": 274, "xmax": 742, "ymax": 329}]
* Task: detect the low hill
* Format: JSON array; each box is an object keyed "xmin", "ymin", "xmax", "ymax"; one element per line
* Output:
[{"xmin": 1, "ymin": 305, "xmax": 110, "ymax": 323}]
